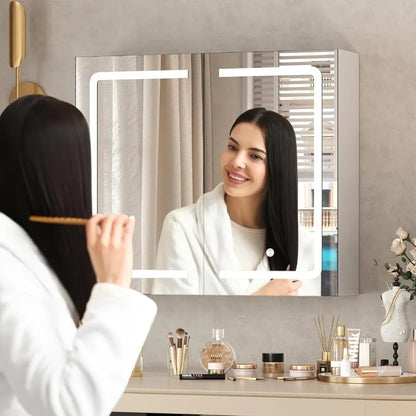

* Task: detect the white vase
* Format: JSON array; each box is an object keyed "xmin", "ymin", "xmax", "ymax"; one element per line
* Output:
[{"xmin": 380, "ymin": 286, "xmax": 411, "ymax": 342}]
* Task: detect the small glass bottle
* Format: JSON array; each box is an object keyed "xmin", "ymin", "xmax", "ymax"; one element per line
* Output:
[
  {"xmin": 262, "ymin": 353, "xmax": 284, "ymax": 378},
  {"xmin": 340, "ymin": 348, "xmax": 351, "ymax": 377},
  {"xmin": 408, "ymin": 329, "xmax": 416, "ymax": 373},
  {"xmin": 131, "ymin": 349, "xmax": 143, "ymax": 377},
  {"xmin": 200, "ymin": 329, "xmax": 236, "ymax": 372},
  {"xmin": 331, "ymin": 325, "xmax": 348, "ymax": 376},
  {"xmin": 317, "ymin": 351, "xmax": 331, "ymax": 374}
]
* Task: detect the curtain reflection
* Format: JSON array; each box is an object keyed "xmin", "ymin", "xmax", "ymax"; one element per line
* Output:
[{"xmin": 76, "ymin": 54, "xmax": 209, "ymax": 292}]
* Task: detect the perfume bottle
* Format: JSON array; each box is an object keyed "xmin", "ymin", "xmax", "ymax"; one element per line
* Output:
[
  {"xmin": 331, "ymin": 325, "xmax": 348, "ymax": 376},
  {"xmin": 200, "ymin": 328, "xmax": 236, "ymax": 372}
]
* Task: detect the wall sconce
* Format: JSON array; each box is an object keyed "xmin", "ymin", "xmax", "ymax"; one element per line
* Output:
[{"xmin": 9, "ymin": 0, "xmax": 45, "ymax": 102}]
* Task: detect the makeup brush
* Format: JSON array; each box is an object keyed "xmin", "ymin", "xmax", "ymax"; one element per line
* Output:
[
  {"xmin": 176, "ymin": 328, "xmax": 185, "ymax": 375},
  {"xmin": 181, "ymin": 332, "xmax": 189, "ymax": 374},
  {"xmin": 168, "ymin": 332, "xmax": 177, "ymax": 375}
]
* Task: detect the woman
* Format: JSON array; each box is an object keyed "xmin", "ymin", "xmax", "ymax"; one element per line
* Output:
[
  {"xmin": 0, "ymin": 95, "xmax": 157, "ymax": 416},
  {"xmin": 153, "ymin": 107, "xmax": 314, "ymax": 295}
]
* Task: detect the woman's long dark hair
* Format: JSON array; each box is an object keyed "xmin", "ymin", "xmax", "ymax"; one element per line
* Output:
[
  {"xmin": 230, "ymin": 108, "xmax": 298, "ymax": 271},
  {"xmin": 0, "ymin": 95, "xmax": 96, "ymax": 318}
]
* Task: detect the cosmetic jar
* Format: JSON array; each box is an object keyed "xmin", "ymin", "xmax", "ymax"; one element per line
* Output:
[
  {"xmin": 208, "ymin": 362, "xmax": 225, "ymax": 375},
  {"xmin": 262, "ymin": 353, "xmax": 284, "ymax": 378},
  {"xmin": 289, "ymin": 364, "xmax": 315, "ymax": 378},
  {"xmin": 231, "ymin": 363, "xmax": 257, "ymax": 378}
]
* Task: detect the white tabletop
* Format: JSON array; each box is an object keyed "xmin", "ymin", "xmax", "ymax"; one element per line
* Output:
[{"xmin": 114, "ymin": 371, "xmax": 416, "ymax": 415}]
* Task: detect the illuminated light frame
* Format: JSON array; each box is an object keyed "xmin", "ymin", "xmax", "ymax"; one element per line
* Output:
[
  {"xmin": 218, "ymin": 65, "xmax": 322, "ymax": 280},
  {"xmin": 89, "ymin": 66, "xmax": 322, "ymax": 281},
  {"xmin": 89, "ymin": 69, "xmax": 189, "ymax": 279}
]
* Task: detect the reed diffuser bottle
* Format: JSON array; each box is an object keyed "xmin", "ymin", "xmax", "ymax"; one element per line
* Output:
[
  {"xmin": 314, "ymin": 314, "xmax": 338, "ymax": 374},
  {"xmin": 200, "ymin": 328, "xmax": 236, "ymax": 372}
]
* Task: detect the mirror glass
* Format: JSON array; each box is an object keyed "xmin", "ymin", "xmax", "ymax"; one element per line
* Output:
[{"xmin": 76, "ymin": 51, "xmax": 338, "ymax": 297}]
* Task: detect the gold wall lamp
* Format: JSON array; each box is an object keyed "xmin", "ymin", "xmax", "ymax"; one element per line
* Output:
[{"xmin": 9, "ymin": 0, "xmax": 45, "ymax": 102}]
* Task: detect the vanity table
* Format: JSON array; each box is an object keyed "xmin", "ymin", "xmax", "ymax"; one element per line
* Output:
[{"xmin": 114, "ymin": 372, "xmax": 416, "ymax": 415}]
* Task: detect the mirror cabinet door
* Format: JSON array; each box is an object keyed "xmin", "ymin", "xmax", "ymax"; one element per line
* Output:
[{"xmin": 75, "ymin": 49, "xmax": 359, "ymax": 297}]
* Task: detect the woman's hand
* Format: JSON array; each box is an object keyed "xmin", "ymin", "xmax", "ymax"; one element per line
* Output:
[
  {"xmin": 86, "ymin": 214, "xmax": 135, "ymax": 288},
  {"xmin": 251, "ymin": 279, "xmax": 302, "ymax": 296}
]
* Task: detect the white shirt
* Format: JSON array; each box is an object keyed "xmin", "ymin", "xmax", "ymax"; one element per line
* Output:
[
  {"xmin": 0, "ymin": 213, "xmax": 157, "ymax": 416},
  {"xmin": 231, "ymin": 221, "xmax": 265, "ymax": 271},
  {"xmin": 152, "ymin": 183, "xmax": 317, "ymax": 295}
]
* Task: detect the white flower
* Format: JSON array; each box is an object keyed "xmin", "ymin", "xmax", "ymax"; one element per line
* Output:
[
  {"xmin": 407, "ymin": 263, "xmax": 416, "ymax": 275},
  {"xmin": 396, "ymin": 227, "xmax": 409, "ymax": 240},
  {"xmin": 391, "ymin": 238, "xmax": 406, "ymax": 256},
  {"xmin": 387, "ymin": 266, "xmax": 400, "ymax": 277},
  {"xmin": 409, "ymin": 248, "xmax": 416, "ymax": 261}
]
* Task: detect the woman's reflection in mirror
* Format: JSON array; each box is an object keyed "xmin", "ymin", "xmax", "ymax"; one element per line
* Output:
[{"xmin": 153, "ymin": 108, "xmax": 314, "ymax": 295}]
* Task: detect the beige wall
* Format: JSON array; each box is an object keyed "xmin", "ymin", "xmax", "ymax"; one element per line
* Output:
[{"xmin": 1, "ymin": 0, "xmax": 416, "ymax": 370}]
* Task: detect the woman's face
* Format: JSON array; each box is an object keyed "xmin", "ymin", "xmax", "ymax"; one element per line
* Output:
[{"xmin": 220, "ymin": 121, "xmax": 268, "ymax": 200}]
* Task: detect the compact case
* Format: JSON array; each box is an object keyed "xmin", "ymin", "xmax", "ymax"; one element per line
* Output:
[
  {"xmin": 289, "ymin": 364, "xmax": 315, "ymax": 378},
  {"xmin": 231, "ymin": 363, "xmax": 257, "ymax": 378}
]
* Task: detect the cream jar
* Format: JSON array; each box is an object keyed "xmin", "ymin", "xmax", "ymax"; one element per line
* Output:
[
  {"xmin": 289, "ymin": 364, "xmax": 315, "ymax": 377},
  {"xmin": 262, "ymin": 353, "xmax": 284, "ymax": 378},
  {"xmin": 231, "ymin": 363, "xmax": 257, "ymax": 378}
]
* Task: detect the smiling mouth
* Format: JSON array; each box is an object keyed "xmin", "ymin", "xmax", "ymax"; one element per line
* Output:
[{"xmin": 227, "ymin": 171, "xmax": 248, "ymax": 183}]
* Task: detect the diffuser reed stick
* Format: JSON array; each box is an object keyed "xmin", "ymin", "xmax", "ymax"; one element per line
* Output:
[{"xmin": 313, "ymin": 313, "xmax": 340, "ymax": 357}]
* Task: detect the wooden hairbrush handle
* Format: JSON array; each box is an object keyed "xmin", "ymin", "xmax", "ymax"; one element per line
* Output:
[{"xmin": 29, "ymin": 216, "xmax": 88, "ymax": 225}]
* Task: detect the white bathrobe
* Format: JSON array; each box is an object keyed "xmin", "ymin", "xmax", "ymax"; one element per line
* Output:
[
  {"xmin": 152, "ymin": 183, "xmax": 317, "ymax": 295},
  {"xmin": 0, "ymin": 213, "xmax": 157, "ymax": 416}
]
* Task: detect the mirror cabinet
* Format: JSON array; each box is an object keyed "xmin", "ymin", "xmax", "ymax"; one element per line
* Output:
[{"xmin": 75, "ymin": 49, "xmax": 358, "ymax": 296}]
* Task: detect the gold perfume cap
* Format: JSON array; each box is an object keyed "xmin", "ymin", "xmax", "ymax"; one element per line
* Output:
[
  {"xmin": 321, "ymin": 351, "xmax": 331, "ymax": 361},
  {"xmin": 336, "ymin": 325, "xmax": 345, "ymax": 337}
]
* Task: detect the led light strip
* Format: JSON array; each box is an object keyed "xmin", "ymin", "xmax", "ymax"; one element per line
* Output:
[
  {"xmin": 218, "ymin": 65, "xmax": 322, "ymax": 280},
  {"xmin": 89, "ymin": 69, "xmax": 189, "ymax": 280}
]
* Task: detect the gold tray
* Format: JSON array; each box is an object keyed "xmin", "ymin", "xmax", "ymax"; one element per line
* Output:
[{"xmin": 318, "ymin": 373, "xmax": 416, "ymax": 384}]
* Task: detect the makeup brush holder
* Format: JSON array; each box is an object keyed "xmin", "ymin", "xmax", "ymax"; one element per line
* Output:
[{"xmin": 168, "ymin": 347, "xmax": 189, "ymax": 376}]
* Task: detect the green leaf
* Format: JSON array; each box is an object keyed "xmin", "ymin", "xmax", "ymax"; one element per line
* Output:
[
  {"xmin": 402, "ymin": 271, "xmax": 412, "ymax": 280},
  {"xmin": 402, "ymin": 257, "xmax": 407, "ymax": 263},
  {"xmin": 384, "ymin": 262, "xmax": 390, "ymax": 270},
  {"xmin": 373, "ymin": 259, "xmax": 378, "ymax": 266},
  {"xmin": 401, "ymin": 285, "xmax": 410, "ymax": 291}
]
